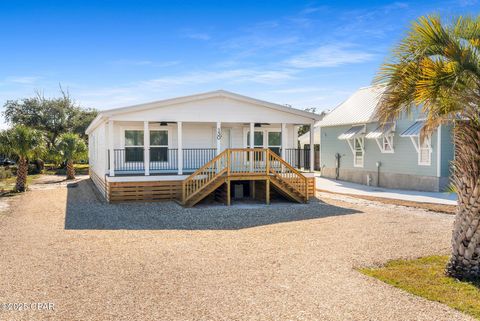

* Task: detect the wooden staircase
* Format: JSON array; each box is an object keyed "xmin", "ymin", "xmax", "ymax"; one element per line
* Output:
[{"xmin": 182, "ymin": 148, "xmax": 309, "ymax": 207}]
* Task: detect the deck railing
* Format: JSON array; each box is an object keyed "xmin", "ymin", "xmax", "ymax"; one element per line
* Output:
[
  {"xmin": 183, "ymin": 148, "xmax": 216, "ymax": 170},
  {"xmin": 149, "ymin": 148, "xmax": 178, "ymax": 172},
  {"xmin": 113, "ymin": 149, "xmax": 145, "ymax": 172},
  {"xmin": 110, "ymin": 148, "xmax": 316, "ymax": 174}
]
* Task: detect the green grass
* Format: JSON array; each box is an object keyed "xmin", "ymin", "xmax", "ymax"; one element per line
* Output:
[
  {"xmin": 43, "ymin": 163, "xmax": 89, "ymax": 176},
  {"xmin": 0, "ymin": 164, "xmax": 89, "ymax": 194},
  {"xmin": 0, "ymin": 174, "xmax": 42, "ymax": 194},
  {"xmin": 360, "ymin": 256, "xmax": 480, "ymax": 319}
]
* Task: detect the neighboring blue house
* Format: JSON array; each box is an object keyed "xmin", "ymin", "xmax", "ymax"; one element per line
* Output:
[{"xmin": 303, "ymin": 85, "xmax": 454, "ymax": 192}]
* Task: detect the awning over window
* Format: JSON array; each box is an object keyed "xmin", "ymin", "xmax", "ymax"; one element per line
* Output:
[
  {"xmin": 400, "ymin": 121, "xmax": 424, "ymax": 137},
  {"xmin": 338, "ymin": 125, "xmax": 365, "ymax": 140},
  {"xmin": 365, "ymin": 122, "xmax": 395, "ymax": 139}
]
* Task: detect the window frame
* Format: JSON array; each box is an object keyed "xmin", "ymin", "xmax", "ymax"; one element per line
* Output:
[
  {"xmin": 418, "ymin": 135, "xmax": 432, "ymax": 166},
  {"xmin": 149, "ymin": 130, "xmax": 169, "ymax": 163},
  {"xmin": 381, "ymin": 134, "xmax": 394, "ymax": 154},
  {"xmin": 123, "ymin": 129, "xmax": 144, "ymax": 163},
  {"xmin": 244, "ymin": 128, "xmax": 282, "ymax": 149},
  {"xmin": 267, "ymin": 131, "xmax": 282, "ymax": 156},
  {"xmin": 353, "ymin": 137, "xmax": 364, "ymax": 168}
]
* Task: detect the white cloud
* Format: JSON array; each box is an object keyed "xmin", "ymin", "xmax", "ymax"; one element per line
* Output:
[
  {"xmin": 5, "ymin": 76, "xmax": 41, "ymax": 84},
  {"xmin": 286, "ymin": 44, "xmax": 375, "ymax": 68},
  {"xmin": 141, "ymin": 68, "xmax": 295, "ymax": 87},
  {"xmin": 269, "ymin": 87, "xmax": 325, "ymax": 94},
  {"xmin": 71, "ymin": 68, "xmax": 296, "ymax": 109}
]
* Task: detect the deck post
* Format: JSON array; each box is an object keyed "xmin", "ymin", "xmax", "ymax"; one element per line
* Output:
[
  {"xmin": 266, "ymin": 178, "xmax": 270, "ymax": 205},
  {"xmin": 309, "ymin": 122, "xmax": 315, "ymax": 172},
  {"xmin": 281, "ymin": 123, "xmax": 287, "ymax": 159},
  {"xmin": 226, "ymin": 178, "xmax": 231, "ymax": 206},
  {"xmin": 144, "ymin": 121, "xmax": 150, "ymax": 176},
  {"xmin": 177, "ymin": 121, "xmax": 183, "ymax": 175},
  {"xmin": 108, "ymin": 120, "xmax": 115, "ymax": 177}
]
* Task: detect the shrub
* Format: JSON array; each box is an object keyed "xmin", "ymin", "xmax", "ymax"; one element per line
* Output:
[
  {"xmin": 28, "ymin": 164, "xmax": 42, "ymax": 175},
  {"xmin": 0, "ymin": 167, "xmax": 13, "ymax": 179}
]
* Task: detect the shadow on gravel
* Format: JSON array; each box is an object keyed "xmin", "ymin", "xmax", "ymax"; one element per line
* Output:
[{"xmin": 65, "ymin": 179, "xmax": 362, "ymax": 230}]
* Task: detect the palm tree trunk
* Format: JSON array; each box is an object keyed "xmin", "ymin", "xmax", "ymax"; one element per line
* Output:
[
  {"xmin": 15, "ymin": 157, "xmax": 28, "ymax": 192},
  {"xmin": 66, "ymin": 160, "xmax": 75, "ymax": 180},
  {"xmin": 446, "ymin": 117, "xmax": 480, "ymax": 280}
]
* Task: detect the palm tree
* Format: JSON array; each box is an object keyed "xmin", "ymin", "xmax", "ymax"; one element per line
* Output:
[
  {"xmin": 0, "ymin": 125, "xmax": 44, "ymax": 192},
  {"xmin": 56, "ymin": 133, "xmax": 87, "ymax": 180},
  {"xmin": 375, "ymin": 15, "xmax": 480, "ymax": 280}
]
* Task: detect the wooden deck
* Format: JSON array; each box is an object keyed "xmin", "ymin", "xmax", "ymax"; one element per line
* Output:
[{"xmin": 94, "ymin": 149, "xmax": 316, "ymax": 205}]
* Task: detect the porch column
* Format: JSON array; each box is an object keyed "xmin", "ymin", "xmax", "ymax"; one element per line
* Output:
[
  {"xmin": 216, "ymin": 122, "xmax": 221, "ymax": 155},
  {"xmin": 249, "ymin": 122, "xmax": 255, "ymax": 148},
  {"xmin": 108, "ymin": 120, "xmax": 115, "ymax": 177},
  {"xmin": 309, "ymin": 122, "xmax": 315, "ymax": 172},
  {"xmin": 177, "ymin": 121, "xmax": 183, "ymax": 175},
  {"xmin": 249, "ymin": 122, "xmax": 254, "ymax": 172},
  {"xmin": 281, "ymin": 123, "xmax": 287, "ymax": 159},
  {"xmin": 144, "ymin": 121, "xmax": 150, "ymax": 176}
]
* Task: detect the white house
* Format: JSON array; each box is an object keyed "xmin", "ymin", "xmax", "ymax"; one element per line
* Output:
[{"xmin": 86, "ymin": 90, "xmax": 322, "ymax": 205}]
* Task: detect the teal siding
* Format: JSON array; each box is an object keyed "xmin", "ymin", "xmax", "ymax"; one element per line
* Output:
[
  {"xmin": 320, "ymin": 120, "xmax": 449, "ymax": 178},
  {"xmin": 440, "ymin": 124, "xmax": 454, "ymax": 177}
]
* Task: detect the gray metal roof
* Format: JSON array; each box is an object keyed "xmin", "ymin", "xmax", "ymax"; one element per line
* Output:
[
  {"xmin": 319, "ymin": 85, "xmax": 386, "ymax": 127},
  {"xmin": 365, "ymin": 122, "xmax": 395, "ymax": 139},
  {"xmin": 338, "ymin": 125, "xmax": 366, "ymax": 140},
  {"xmin": 400, "ymin": 121, "xmax": 424, "ymax": 137}
]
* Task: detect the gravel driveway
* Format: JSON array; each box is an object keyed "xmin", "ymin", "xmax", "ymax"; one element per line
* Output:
[{"xmin": 0, "ymin": 177, "xmax": 472, "ymax": 321}]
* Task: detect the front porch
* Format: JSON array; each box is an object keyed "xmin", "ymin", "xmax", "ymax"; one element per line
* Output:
[
  {"xmin": 109, "ymin": 147, "xmax": 314, "ymax": 175},
  {"xmin": 105, "ymin": 121, "xmax": 317, "ymax": 176},
  {"xmin": 98, "ymin": 148, "xmax": 317, "ymax": 205}
]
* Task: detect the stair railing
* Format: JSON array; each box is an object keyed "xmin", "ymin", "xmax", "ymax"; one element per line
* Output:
[
  {"xmin": 182, "ymin": 150, "xmax": 228, "ymax": 203},
  {"xmin": 182, "ymin": 148, "xmax": 309, "ymax": 204},
  {"xmin": 267, "ymin": 150, "xmax": 308, "ymax": 200}
]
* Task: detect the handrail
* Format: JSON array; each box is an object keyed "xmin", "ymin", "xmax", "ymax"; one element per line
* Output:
[
  {"xmin": 182, "ymin": 148, "xmax": 308, "ymax": 204},
  {"xmin": 182, "ymin": 150, "xmax": 229, "ymax": 203},
  {"xmin": 267, "ymin": 150, "xmax": 308, "ymax": 200}
]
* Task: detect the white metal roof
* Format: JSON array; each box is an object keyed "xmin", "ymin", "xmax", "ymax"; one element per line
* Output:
[
  {"xmin": 365, "ymin": 122, "xmax": 395, "ymax": 139},
  {"xmin": 338, "ymin": 125, "xmax": 366, "ymax": 140},
  {"xmin": 318, "ymin": 85, "xmax": 387, "ymax": 127},
  {"xmin": 86, "ymin": 90, "xmax": 322, "ymax": 134}
]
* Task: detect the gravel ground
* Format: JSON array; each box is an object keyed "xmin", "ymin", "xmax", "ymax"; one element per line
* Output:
[{"xmin": 0, "ymin": 176, "xmax": 473, "ymax": 321}]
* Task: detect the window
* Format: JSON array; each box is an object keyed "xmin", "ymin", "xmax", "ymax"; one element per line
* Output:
[
  {"xmin": 268, "ymin": 131, "xmax": 281, "ymax": 156},
  {"xmin": 354, "ymin": 137, "xmax": 364, "ymax": 167},
  {"xmin": 381, "ymin": 134, "xmax": 394, "ymax": 153},
  {"xmin": 124, "ymin": 130, "xmax": 144, "ymax": 162},
  {"xmin": 418, "ymin": 136, "xmax": 431, "ymax": 165},
  {"xmin": 247, "ymin": 131, "xmax": 264, "ymax": 148},
  {"xmin": 150, "ymin": 130, "xmax": 169, "ymax": 162}
]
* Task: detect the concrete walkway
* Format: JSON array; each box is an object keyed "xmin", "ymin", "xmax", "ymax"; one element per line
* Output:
[{"xmin": 316, "ymin": 176, "xmax": 457, "ymax": 205}]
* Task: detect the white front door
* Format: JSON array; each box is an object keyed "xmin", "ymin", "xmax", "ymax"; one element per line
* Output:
[{"xmin": 220, "ymin": 128, "xmax": 231, "ymax": 151}]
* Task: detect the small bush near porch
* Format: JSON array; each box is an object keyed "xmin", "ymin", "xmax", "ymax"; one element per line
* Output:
[{"xmin": 360, "ymin": 256, "xmax": 480, "ymax": 319}]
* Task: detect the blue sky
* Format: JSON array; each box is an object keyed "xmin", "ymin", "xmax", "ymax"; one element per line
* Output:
[{"xmin": 1, "ymin": 0, "xmax": 479, "ymax": 129}]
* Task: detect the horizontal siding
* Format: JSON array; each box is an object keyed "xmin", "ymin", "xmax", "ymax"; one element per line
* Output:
[
  {"xmin": 320, "ymin": 120, "xmax": 441, "ymax": 177},
  {"xmin": 90, "ymin": 170, "xmax": 108, "ymax": 201},
  {"xmin": 108, "ymin": 180, "xmax": 182, "ymax": 203},
  {"xmin": 441, "ymin": 124, "xmax": 455, "ymax": 178}
]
